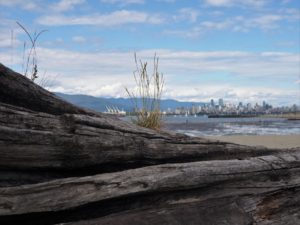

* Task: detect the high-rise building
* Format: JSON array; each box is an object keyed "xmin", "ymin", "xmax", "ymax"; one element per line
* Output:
[
  {"xmin": 218, "ymin": 98, "xmax": 224, "ymax": 107},
  {"xmin": 191, "ymin": 104, "xmax": 198, "ymax": 114},
  {"xmin": 247, "ymin": 103, "xmax": 252, "ymax": 110},
  {"xmin": 210, "ymin": 99, "xmax": 215, "ymax": 107}
]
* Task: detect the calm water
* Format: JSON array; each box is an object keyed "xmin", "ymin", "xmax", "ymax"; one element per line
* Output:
[
  {"xmin": 123, "ymin": 115, "xmax": 300, "ymax": 137},
  {"xmin": 162, "ymin": 115, "xmax": 300, "ymax": 136}
]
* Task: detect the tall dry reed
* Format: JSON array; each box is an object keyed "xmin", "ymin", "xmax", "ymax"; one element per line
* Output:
[
  {"xmin": 126, "ymin": 53, "xmax": 164, "ymax": 130},
  {"xmin": 16, "ymin": 21, "xmax": 47, "ymax": 81}
]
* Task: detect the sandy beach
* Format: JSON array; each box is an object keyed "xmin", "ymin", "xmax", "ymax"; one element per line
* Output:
[{"xmin": 207, "ymin": 134, "xmax": 300, "ymax": 149}]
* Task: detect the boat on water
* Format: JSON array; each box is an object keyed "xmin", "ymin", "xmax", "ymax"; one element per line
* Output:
[{"xmin": 104, "ymin": 106, "xmax": 126, "ymax": 116}]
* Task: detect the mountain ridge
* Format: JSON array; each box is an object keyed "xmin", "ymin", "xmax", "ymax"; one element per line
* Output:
[{"xmin": 55, "ymin": 92, "xmax": 206, "ymax": 112}]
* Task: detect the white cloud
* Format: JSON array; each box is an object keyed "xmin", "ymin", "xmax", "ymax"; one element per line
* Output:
[
  {"xmin": 72, "ymin": 36, "xmax": 86, "ymax": 43},
  {"xmin": 174, "ymin": 8, "xmax": 199, "ymax": 23},
  {"xmin": 164, "ymin": 85, "xmax": 298, "ymax": 105},
  {"xmin": 5, "ymin": 48, "xmax": 299, "ymax": 79},
  {"xmin": 247, "ymin": 15, "xmax": 282, "ymax": 30},
  {"xmin": 0, "ymin": 0, "xmax": 40, "ymax": 10},
  {"xmin": 50, "ymin": 0, "xmax": 86, "ymax": 12},
  {"xmin": 0, "ymin": 32, "xmax": 14, "ymax": 48},
  {"xmin": 164, "ymin": 19, "xmax": 232, "ymax": 38},
  {"xmin": 0, "ymin": 22, "xmax": 24, "ymax": 49},
  {"xmin": 165, "ymin": 9, "xmax": 299, "ymax": 38},
  {"xmin": 50, "ymin": 82, "xmax": 125, "ymax": 97},
  {"xmin": 156, "ymin": 0, "xmax": 176, "ymax": 2},
  {"xmin": 100, "ymin": 0, "xmax": 144, "ymax": 5},
  {"xmin": 204, "ymin": 0, "xmax": 269, "ymax": 8},
  {"xmin": 280, "ymin": 8, "xmax": 300, "ymax": 21},
  {"xmin": 201, "ymin": 20, "xmax": 231, "ymax": 29},
  {"xmin": 37, "ymin": 10, "xmax": 164, "ymax": 26},
  {"xmin": 1, "ymin": 47, "xmax": 298, "ymax": 105},
  {"xmin": 205, "ymin": 0, "xmax": 232, "ymax": 7}
]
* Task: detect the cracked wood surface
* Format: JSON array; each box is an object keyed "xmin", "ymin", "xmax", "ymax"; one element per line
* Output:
[
  {"xmin": 0, "ymin": 102, "xmax": 282, "ymax": 172},
  {"xmin": 0, "ymin": 151, "xmax": 299, "ymax": 216}
]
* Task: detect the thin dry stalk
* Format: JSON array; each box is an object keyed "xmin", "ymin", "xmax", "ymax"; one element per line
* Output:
[{"xmin": 16, "ymin": 21, "xmax": 47, "ymax": 81}]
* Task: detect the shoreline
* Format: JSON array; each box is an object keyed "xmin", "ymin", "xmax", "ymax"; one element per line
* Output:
[{"xmin": 206, "ymin": 134, "xmax": 300, "ymax": 149}]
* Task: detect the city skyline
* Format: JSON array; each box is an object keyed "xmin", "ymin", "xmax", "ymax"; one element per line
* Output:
[
  {"xmin": 0, "ymin": 0, "xmax": 299, "ymax": 106},
  {"xmin": 165, "ymin": 98, "xmax": 298, "ymax": 116}
]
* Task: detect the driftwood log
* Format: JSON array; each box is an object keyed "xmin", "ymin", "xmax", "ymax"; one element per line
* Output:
[{"xmin": 0, "ymin": 63, "xmax": 299, "ymax": 225}]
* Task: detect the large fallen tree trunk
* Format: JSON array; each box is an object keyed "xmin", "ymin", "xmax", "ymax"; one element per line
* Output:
[
  {"xmin": 0, "ymin": 102, "xmax": 280, "ymax": 171},
  {"xmin": 1, "ymin": 151, "xmax": 300, "ymax": 215},
  {"xmin": 0, "ymin": 63, "xmax": 299, "ymax": 225}
]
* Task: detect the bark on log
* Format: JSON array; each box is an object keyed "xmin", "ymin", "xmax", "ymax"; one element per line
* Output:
[
  {"xmin": 0, "ymin": 63, "xmax": 299, "ymax": 225},
  {"xmin": 1, "ymin": 151, "xmax": 299, "ymax": 215},
  {"xmin": 0, "ymin": 102, "xmax": 281, "ymax": 171}
]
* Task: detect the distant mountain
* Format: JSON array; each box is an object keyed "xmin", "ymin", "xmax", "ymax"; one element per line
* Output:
[{"xmin": 55, "ymin": 92, "xmax": 206, "ymax": 112}]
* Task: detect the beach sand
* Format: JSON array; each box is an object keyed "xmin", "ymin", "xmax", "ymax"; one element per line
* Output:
[{"xmin": 207, "ymin": 134, "xmax": 300, "ymax": 149}]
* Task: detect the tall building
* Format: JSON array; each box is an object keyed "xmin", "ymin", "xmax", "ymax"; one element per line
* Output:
[
  {"xmin": 247, "ymin": 103, "xmax": 252, "ymax": 110},
  {"xmin": 218, "ymin": 98, "xmax": 224, "ymax": 107},
  {"xmin": 210, "ymin": 99, "xmax": 215, "ymax": 107}
]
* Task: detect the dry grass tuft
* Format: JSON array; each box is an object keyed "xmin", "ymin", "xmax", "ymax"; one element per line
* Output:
[{"xmin": 126, "ymin": 53, "xmax": 164, "ymax": 130}]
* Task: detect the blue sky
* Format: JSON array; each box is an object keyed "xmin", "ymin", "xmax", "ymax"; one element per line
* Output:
[{"xmin": 0, "ymin": 0, "xmax": 299, "ymax": 106}]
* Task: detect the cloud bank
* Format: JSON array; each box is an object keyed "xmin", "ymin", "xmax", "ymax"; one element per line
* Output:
[{"xmin": 2, "ymin": 47, "xmax": 298, "ymax": 105}]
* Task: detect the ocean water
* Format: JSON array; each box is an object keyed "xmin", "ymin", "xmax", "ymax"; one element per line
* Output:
[{"xmin": 162, "ymin": 115, "xmax": 300, "ymax": 137}]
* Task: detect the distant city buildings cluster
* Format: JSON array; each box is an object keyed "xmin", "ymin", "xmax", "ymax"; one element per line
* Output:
[
  {"xmin": 103, "ymin": 98, "xmax": 299, "ymax": 116},
  {"xmin": 163, "ymin": 99, "xmax": 299, "ymax": 116}
]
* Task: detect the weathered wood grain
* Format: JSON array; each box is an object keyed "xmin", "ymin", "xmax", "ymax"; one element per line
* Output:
[
  {"xmin": 1, "ymin": 151, "xmax": 299, "ymax": 215},
  {"xmin": 0, "ymin": 102, "xmax": 284, "ymax": 173}
]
